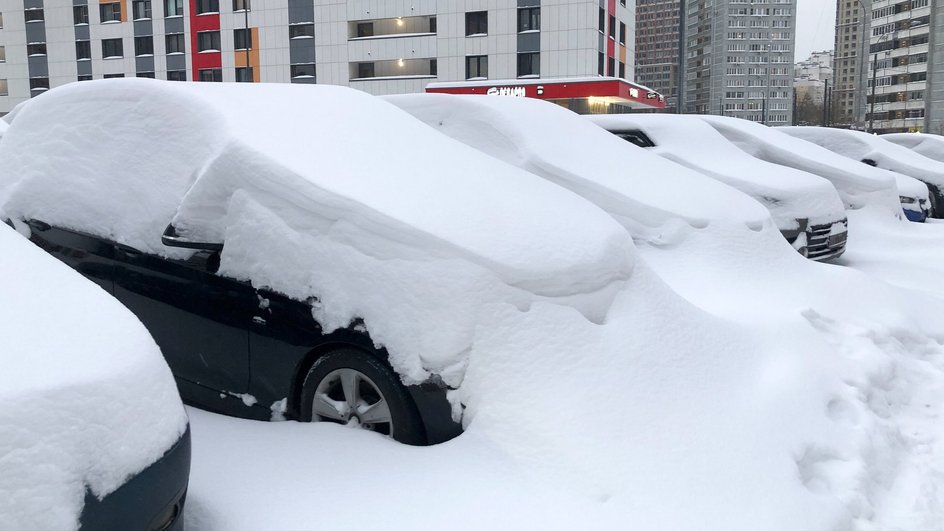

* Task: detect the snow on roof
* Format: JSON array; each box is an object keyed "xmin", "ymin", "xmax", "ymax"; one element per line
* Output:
[
  {"xmin": 589, "ymin": 114, "xmax": 847, "ymax": 229},
  {"xmin": 882, "ymin": 133, "xmax": 944, "ymax": 164},
  {"xmin": 695, "ymin": 115, "xmax": 899, "ymax": 212},
  {"xmin": 0, "ymin": 224, "xmax": 187, "ymax": 530},
  {"xmin": 780, "ymin": 127, "xmax": 944, "ymax": 189},
  {"xmin": 385, "ymin": 93, "xmax": 771, "ymax": 240}
]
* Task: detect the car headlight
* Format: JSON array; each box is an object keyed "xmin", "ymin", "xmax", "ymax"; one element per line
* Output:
[{"xmin": 900, "ymin": 196, "xmax": 918, "ymax": 205}]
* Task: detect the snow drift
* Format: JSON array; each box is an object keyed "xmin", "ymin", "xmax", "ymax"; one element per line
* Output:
[{"xmin": 883, "ymin": 132, "xmax": 944, "ymax": 164}]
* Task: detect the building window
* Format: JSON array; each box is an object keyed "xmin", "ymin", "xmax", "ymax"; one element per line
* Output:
[
  {"xmin": 429, "ymin": 16, "xmax": 436, "ymax": 33},
  {"xmin": 74, "ymin": 5, "xmax": 88, "ymax": 24},
  {"xmin": 100, "ymin": 2, "xmax": 121, "ymax": 22},
  {"xmin": 165, "ymin": 34, "xmax": 185, "ymax": 54},
  {"xmin": 232, "ymin": 0, "xmax": 249, "ymax": 11},
  {"xmin": 196, "ymin": 0, "xmax": 219, "ymax": 15},
  {"xmin": 619, "ymin": 22, "xmax": 626, "ymax": 45},
  {"xmin": 134, "ymin": 36, "xmax": 153, "ymax": 56},
  {"xmin": 0, "ymin": 79, "xmax": 8, "ymax": 96},
  {"xmin": 357, "ymin": 62, "xmax": 374, "ymax": 79},
  {"xmin": 103, "ymin": 73, "xmax": 125, "ymax": 78},
  {"xmin": 102, "ymin": 38, "xmax": 123, "ymax": 58},
  {"xmin": 289, "ymin": 23, "xmax": 314, "ymax": 39},
  {"xmin": 75, "ymin": 40, "xmax": 91, "ymax": 60},
  {"xmin": 608, "ymin": 15, "xmax": 615, "ymax": 39},
  {"xmin": 0, "ymin": 13, "xmax": 3, "ymax": 28},
  {"xmin": 30, "ymin": 77, "xmax": 50, "ymax": 90},
  {"xmin": 236, "ymin": 66, "xmax": 253, "ymax": 82},
  {"xmin": 234, "ymin": 28, "xmax": 252, "ymax": 50},
  {"xmin": 24, "ymin": 8, "xmax": 44, "ymax": 22},
  {"xmin": 197, "ymin": 31, "xmax": 221, "ymax": 52},
  {"xmin": 598, "ymin": 52, "xmax": 604, "ymax": 75},
  {"xmin": 607, "ymin": 57, "xmax": 615, "ymax": 76},
  {"xmin": 199, "ymin": 68, "xmax": 222, "ymax": 82},
  {"xmin": 518, "ymin": 7, "xmax": 539, "ymax": 32},
  {"xmin": 27, "ymin": 43, "xmax": 46, "ymax": 56},
  {"xmin": 517, "ymin": 52, "xmax": 539, "ymax": 77},
  {"xmin": 465, "ymin": 55, "xmax": 487, "ymax": 79},
  {"xmin": 290, "ymin": 63, "xmax": 315, "ymax": 79},
  {"xmin": 466, "ymin": 11, "xmax": 487, "ymax": 36},
  {"xmin": 598, "ymin": 8, "xmax": 605, "ymax": 33},
  {"xmin": 0, "ymin": 46, "xmax": 4, "ymax": 62},
  {"xmin": 356, "ymin": 22, "xmax": 373, "ymax": 37},
  {"xmin": 167, "ymin": 70, "xmax": 186, "ymax": 81},
  {"xmin": 137, "ymin": 71, "xmax": 155, "ymax": 78},
  {"xmin": 132, "ymin": 0, "xmax": 151, "ymax": 20},
  {"xmin": 78, "ymin": 75, "xmax": 93, "ymax": 81},
  {"xmin": 619, "ymin": 61, "xmax": 625, "ymax": 79},
  {"xmin": 165, "ymin": 0, "xmax": 183, "ymax": 17}
]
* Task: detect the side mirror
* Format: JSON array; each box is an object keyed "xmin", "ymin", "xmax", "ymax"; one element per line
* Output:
[{"xmin": 161, "ymin": 224, "xmax": 223, "ymax": 251}]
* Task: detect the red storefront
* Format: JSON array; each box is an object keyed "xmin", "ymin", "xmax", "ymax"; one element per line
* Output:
[{"xmin": 426, "ymin": 77, "xmax": 666, "ymax": 111}]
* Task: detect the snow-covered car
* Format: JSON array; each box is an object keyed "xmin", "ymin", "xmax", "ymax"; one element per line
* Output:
[
  {"xmin": 384, "ymin": 93, "xmax": 771, "ymax": 246},
  {"xmin": 882, "ymin": 133, "xmax": 944, "ymax": 164},
  {"xmin": 781, "ymin": 127, "xmax": 944, "ymax": 217},
  {"xmin": 588, "ymin": 114, "xmax": 849, "ymax": 261},
  {"xmin": 0, "ymin": 80, "xmax": 635, "ymax": 446},
  {"xmin": 0, "ymin": 118, "xmax": 7, "ymax": 139},
  {"xmin": 0, "ymin": 222, "xmax": 190, "ymax": 531}
]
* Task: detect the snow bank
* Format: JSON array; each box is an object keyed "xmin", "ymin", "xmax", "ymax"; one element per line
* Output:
[
  {"xmin": 0, "ymin": 79, "xmax": 634, "ymax": 385},
  {"xmin": 384, "ymin": 93, "xmax": 771, "ymax": 243},
  {"xmin": 883, "ymin": 133, "xmax": 944, "ymax": 164},
  {"xmin": 589, "ymin": 114, "xmax": 847, "ymax": 230},
  {"xmin": 0, "ymin": 224, "xmax": 187, "ymax": 530},
  {"xmin": 0, "ymin": 119, "xmax": 7, "ymax": 136},
  {"xmin": 696, "ymin": 115, "xmax": 900, "ymax": 213}
]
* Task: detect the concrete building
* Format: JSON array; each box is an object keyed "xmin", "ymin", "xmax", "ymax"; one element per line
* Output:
[
  {"xmin": 683, "ymin": 0, "xmax": 797, "ymax": 126},
  {"xmin": 793, "ymin": 50, "xmax": 832, "ymax": 125},
  {"xmin": 831, "ymin": 0, "xmax": 869, "ymax": 128},
  {"xmin": 634, "ymin": 0, "xmax": 682, "ymax": 111},
  {"xmin": 0, "ymin": 0, "xmax": 637, "ymax": 115}
]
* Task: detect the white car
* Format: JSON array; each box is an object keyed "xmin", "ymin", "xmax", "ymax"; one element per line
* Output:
[
  {"xmin": 882, "ymin": 133, "xmax": 944, "ymax": 164},
  {"xmin": 0, "ymin": 221, "xmax": 190, "ymax": 531},
  {"xmin": 589, "ymin": 114, "xmax": 849, "ymax": 261}
]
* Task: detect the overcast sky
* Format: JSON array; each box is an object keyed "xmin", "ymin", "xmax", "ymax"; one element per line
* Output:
[{"xmin": 794, "ymin": 0, "xmax": 836, "ymax": 61}]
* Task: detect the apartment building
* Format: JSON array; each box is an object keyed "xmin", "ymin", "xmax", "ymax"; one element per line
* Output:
[
  {"xmin": 634, "ymin": 0, "xmax": 682, "ymax": 111},
  {"xmin": 0, "ymin": 0, "xmax": 638, "ymax": 115},
  {"xmin": 683, "ymin": 0, "xmax": 796, "ymax": 125},
  {"xmin": 831, "ymin": 0, "xmax": 869, "ymax": 128}
]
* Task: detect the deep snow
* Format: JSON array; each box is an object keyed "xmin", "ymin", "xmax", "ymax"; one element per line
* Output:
[{"xmin": 883, "ymin": 133, "xmax": 944, "ymax": 164}]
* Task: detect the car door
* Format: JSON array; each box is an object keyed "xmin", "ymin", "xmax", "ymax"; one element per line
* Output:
[
  {"xmin": 26, "ymin": 220, "xmax": 115, "ymax": 294},
  {"xmin": 112, "ymin": 245, "xmax": 254, "ymax": 393}
]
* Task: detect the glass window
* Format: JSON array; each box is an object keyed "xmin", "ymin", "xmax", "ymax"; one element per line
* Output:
[
  {"xmin": 0, "ymin": 13, "xmax": 3, "ymax": 28},
  {"xmin": 598, "ymin": 8, "xmax": 605, "ymax": 32},
  {"xmin": 74, "ymin": 5, "xmax": 88, "ymax": 24},
  {"xmin": 356, "ymin": 22, "xmax": 373, "ymax": 37},
  {"xmin": 236, "ymin": 66, "xmax": 253, "ymax": 82},
  {"xmin": 607, "ymin": 56, "xmax": 615, "ymax": 76},
  {"xmin": 465, "ymin": 11, "xmax": 487, "ymax": 36},
  {"xmin": 136, "ymin": 71, "xmax": 155, "ymax": 78},
  {"xmin": 27, "ymin": 43, "xmax": 47, "ymax": 56},
  {"xmin": 196, "ymin": 0, "xmax": 219, "ymax": 15},
  {"xmin": 165, "ymin": 34, "xmax": 185, "ymax": 54},
  {"xmin": 100, "ymin": 2, "xmax": 121, "ymax": 22},
  {"xmin": 290, "ymin": 64, "xmax": 315, "ymax": 78},
  {"xmin": 618, "ymin": 61, "xmax": 625, "ymax": 79},
  {"xmin": 102, "ymin": 38, "xmax": 123, "ymax": 58},
  {"xmin": 75, "ymin": 40, "xmax": 91, "ymax": 60},
  {"xmin": 165, "ymin": 0, "xmax": 183, "ymax": 17},
  {"xmin": 197, "ymin": 31, "xmax": 221, "ymax": 52},
  {"xmin": 134, "ymin": 36, "xmax": 153, "ymax": 56},
  {"xmin": 465, "ymin": 55, "xmax": 487, "ymax": 79},
  {"xmin": 619, "ymin": 22, "xmax": 626, "ymax": 44},
  {"xmin": 232, "ymin": 0, "xmax": 249, "ymax": 11},
  {"xmin": 132, "ymin": 0, "xmax": 151, "ymax": 20},
  {"xmin": 234, "ymin": 28, "xmax": 252, "ymax": 50},
  {"xmin": 289, "ymin": 23, "xmax": 314, "ymax": 39},
  {"xmin": 517, "ymin": 52, "xmax": 539, "ymax": 77},
  {"xmin": 0, "ymin": 46, "xmax": 4, "ymax": 62},
  {"xmin": 357, "ymin": 62, "xmax": 374, "ymax": 79},
  {"xmin": 29, "ymin": 77, "xmax": 50, "ymax": 90},
  {"xmin": 0, "ymin": 79, "xmax": 8, "ymax": 96},
  {"xmin": 167, "ymin": 70, "xmax": 187, "ymax": 81},
  {"xmin": 103, "ymin": 73, "xmax": 125, "ymax": 78},
  {"xmin": 199, "ymin": 68, "xmax": 222, "ymax": 82},
  {"xmin": 608, "ymin": 15, "xmax": 615, "ymax": 38},
  {"xmin": 518, "ymin": 8, "xmax": 539, "ymax": 32},
  {"xmin": 24, "ymin": 8, "xmax": 44, "ymax": 22},
  {"xmin": 78, "ymin": 74, "xmax": 93, "ymax": 81}
]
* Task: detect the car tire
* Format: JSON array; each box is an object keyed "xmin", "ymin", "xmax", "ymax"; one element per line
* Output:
[{"xmin": 299, "ymin": 348, "xmax": 427, "ymax": 445}]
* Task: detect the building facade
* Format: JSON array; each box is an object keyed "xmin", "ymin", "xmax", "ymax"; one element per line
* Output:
[
  {"xmin": 0, "ymin": 0, "xmax": 637, "ymax": 114},
  {"xmin": 683, "ymin": 0, "xmax": 796, "ymax": 126},
  {"xmin": 831, "ymin": 0, "xmax": 869, "ymax": 128},
  {"xmin": 634, "ymin": 0, "xmax": 681, "ymax": 111}
]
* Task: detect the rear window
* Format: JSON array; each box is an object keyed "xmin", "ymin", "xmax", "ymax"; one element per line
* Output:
[{"xmin": 612, "ymin": 130, "xmax": 655, "ymax": 148}]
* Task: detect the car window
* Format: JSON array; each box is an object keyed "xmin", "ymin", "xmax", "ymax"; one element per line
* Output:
[{"xmin": 613, "ymin": 130, "xmax": 656, "ymax": 148}]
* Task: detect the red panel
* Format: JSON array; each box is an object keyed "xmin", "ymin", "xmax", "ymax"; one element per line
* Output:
[
  {"xmin": 190, "ymin": 0, "xmax": 221, "ymax": 80},
  {"xmin": 607, "ymin": 38, "xmax": 615, "ymax": 57},
  {"xmin": 608, "ymin": 0, "xmax": 616, "ymax": 13},
  {"xmin": 427, "ymin": 79, "xmax": 667, "ymax": 109}
]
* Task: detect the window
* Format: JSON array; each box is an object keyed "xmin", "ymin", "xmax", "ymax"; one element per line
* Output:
[
  {"xmin": 232, "ymin": 0, "xmax": 249, "ymax": 11},
  {"xmin": 608, "ymin": 15, "xmax": 615, "ymax": 39},
  {"xmin": 236, "ymin": 66, "xmax": 253, "ymax": 82},
  {"xmin": 598, "ymin": 52, "xmax": 604, "ymax": 76},
  {"xmin": 618, "ymin": 61, "xmax": 625, "ymax": 79},
  {"xmin": 103, "ymin": 73, "xmax": 125, "ymax": 78},
  {"xmin": 165, "ymin": 34, "xmax": 185, "ymax": 54},
  {"xmin": 619, "ymin": 22, "xmax": 626, "ymax": 45},
  {"xmin": 234, "ymin": 28, "xmax": 251, "ymax": 50},
  {"xmin": 289, "ymin": 23, "xmax": 314, "ymax": 39},
  {"xmin": 517, "ymin": 52, "xmax": 539, "ymax": 77},
  {"xmin": 75, "ymin": 40, "xmax": 91, "ymax": 60},
  {"xmin": 132, "ymin": 0, "xmax": 151, "ymax": 20},
  {"xmin": 29, "ymin": 77, "xmax": 50, "ymax": 90},
  {"xmin": 0, "ymin": 13, "xmax": 3, "ymax": 28},
  {"xmin": 429, "ymin": 16, "xmax": 436, "ymax": 33},
  {"xmin": 598, "ymin": 8, "xmax": 605, "ymax": 33},
  {"xmin": 102, "ymin": 38, "xmax": 123, "ymax": 58},
  {"xmin": 197, "ymin": 31, "xmax": 221, "ymax": 52},
  {"xmin": 290, "ymin": 64, "xmax": 315, "ymax": 78},
  {"xmin": 0, "ymin": 46, "xmax": 4, "ymax": 62},
  {"xmin": 24, "ymin": 8, "xmax": 44, "ymax": 22},
  {"xmin": 466, "ymin": 11, "xmax": 487, "ymax": 36},
  {"xmin": 100, "ymin": 2, "xmax": 121, "ymax": 22},
  {"xmin": 518, "ymin": 7, "xmax": 539, "ymax": 32},
  {"xmin": 167, "ymin": 70, "xmax": 186, "ymax": 81},
  {"xmin": 607, "ymin": 57, "xmax": 615, "ymax": 76},
  {"xmin": 356, "ymin": 22, "xmax": 373, "ymax": 37},
  {"xmin": 357, "ymin": 62, "xmax": 374, "ymax": 79},
  {"xmin": 134, "ymin": 36, "xmax": 153, "ymax": 56},
  {"xmin": 27, "ymin": 43, "xmax": 47, "ymax": 56},
  {"xmin": 430, "ymin": 58, "xmax": 437, "ymax": 76},
  {"xmin": 465, "ymin": 55, "xmax": 487, "ymax": 79},
  {"xmin": 74, "ymin": 5, "xmax": 88, "ymax": 24},
  {"xmin": 165, "ymin": 0, "xmax": 183, "ymax": 17},
  {"xmin": 0, "ymin": 79, "xmax": 7, "ymax": 96},
  {"xmin": 136, "ymin": 71, "xmax": 155, "ymax": 78},
  {"xmin": 78, "ymin": 74, "xmax": 93, "ymax": 81},
  {"xmin": 196, "ymin": 0, "xmax": 218, "ymax": 14},
  {"xmin": 199, "ymin": 68, "xmax": 222, "ymax": 82}
]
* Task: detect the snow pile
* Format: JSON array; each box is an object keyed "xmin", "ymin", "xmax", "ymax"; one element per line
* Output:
[
  {"xmin": 588, "ymin": 114, "xmax": 847, "ymax": 231},
  {"xmin": 0, "ymin": 119, "xmax": 7, "ymax": 137},
  {"xmin": 696, "ymin": 114, "xmax": 900, "ymax": 213},
  {"xmin": 384, "ymin": 93, "xmax": 771, "ymax": 243},
  {"xmin": 0, "ymin": 224, "xmax": 187, "ymax": 530},
  {"xmin": 0, "ymin": 79, "xmax": 634, "ymax": 386},
  {"xmin": 883, "ymin": 133, "xmax": 944, "ymax": 164}
]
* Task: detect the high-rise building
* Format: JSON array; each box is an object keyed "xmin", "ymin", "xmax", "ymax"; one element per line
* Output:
[
  {"xmin": 831, "ymin": 0, "xmax": 870, "ymax": 128},
  {"xmin": 0, "ymin": 0, "xmax": 637, "ymax": 115},
  {"xmin": 683, "ymin": 0, "xmax": 796, "ymax": 125},
  {"xmin": 865, "ymin": 0, "xmax": 941, "ymax": 134},
  {"xmin": 635, "ymin": 0, "xmax": 682, "ymax": 111}
]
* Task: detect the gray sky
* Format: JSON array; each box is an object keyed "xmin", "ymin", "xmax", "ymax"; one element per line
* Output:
[{"xmin": 795, "ymin": 0, "xmax": 836, "ymax": 61}]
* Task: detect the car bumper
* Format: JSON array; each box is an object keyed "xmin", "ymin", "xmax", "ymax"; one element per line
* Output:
[{"xmin": 79, "ymin": 425, "xmax": 191, "ymax": 531}]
